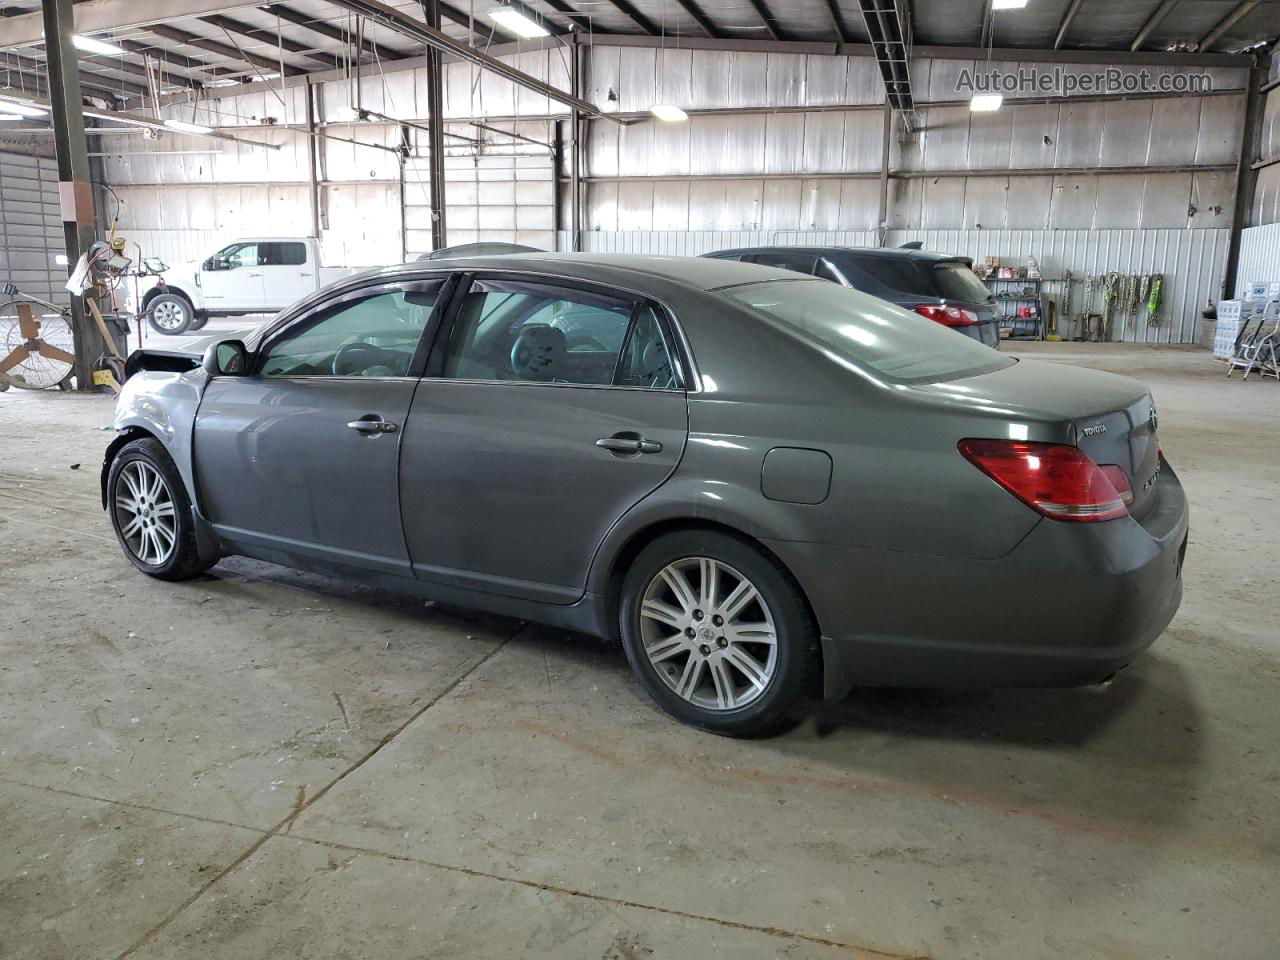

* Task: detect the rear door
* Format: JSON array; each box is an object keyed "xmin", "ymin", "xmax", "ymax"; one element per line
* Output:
[
  {"xmin": 400, "ymin": 274, "xmax": 688, "ymax": 603},
  {"xmin": 258, "ymin": 241, "xmax": 316, "ymax": 310}
]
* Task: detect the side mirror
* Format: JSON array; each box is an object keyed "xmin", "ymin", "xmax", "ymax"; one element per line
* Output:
[{"xmin": 202, "ymin": 339, "xmax": 249, "ymax": 377}]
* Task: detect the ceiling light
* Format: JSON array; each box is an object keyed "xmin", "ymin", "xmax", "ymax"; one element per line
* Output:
[
  {"xmin": 72, "ymin": 34, "xmax": 126, "ymax": 56},
  {"xmin": 969, "ymin": 94, "xmax": 1003, "ymax": 112},
  {"xmin": 487, "ymin": 5, "xmax": 550, "ymax": 38},
  {"xmin": 164, "ymin": 118, "xmax": 215, "ymax": 134},
  {"xmin": 991, "ymin": 0, "xmax": 1027, "ymax": 7},
  {"xmin": 650, "ymin": 104, "xmax": 689, "ymax": 122},
  {"xmin": 250, "ymin": 72, "xmax": 281, "ymax": 80},
  {"xmin": 205, "ymin": 78, "xmax": 240, "ymax": 88}
]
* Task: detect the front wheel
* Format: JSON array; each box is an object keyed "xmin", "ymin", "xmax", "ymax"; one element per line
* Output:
[
  {"xmin": 146, "ymin": 294, "xmax": 194, "ymax": 336},
  {"xmin": 619, "ymin": 530, "xmax": 820, "ymax": 737},
  {"xmin": 107, "ymin": 438, "xmax": 213, "ymax": 580}
]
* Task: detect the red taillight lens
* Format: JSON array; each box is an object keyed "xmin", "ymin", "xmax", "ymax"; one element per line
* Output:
[
  {"xmin": 958, "ymin": 439, "xmax": 1131, "ymax": 522},
  {"xmin": 915, "ymin": 304, "xmax": 979, "ymax": 327}
]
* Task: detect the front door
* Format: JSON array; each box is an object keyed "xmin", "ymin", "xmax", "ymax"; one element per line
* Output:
[
  {"xmin": 193, "ymin": 278, "xmax": 448, "ymax": 575},
  {"xmin": 400, "ymin": 275, "xmax": 689, "ymax": 603},
  {"xmin": 200, "ymin": 241, "xmax": 266, "ymax": 311},
  {"xmin": 258, "ymin": 240, "xmax": 317, "ymax": 311}
]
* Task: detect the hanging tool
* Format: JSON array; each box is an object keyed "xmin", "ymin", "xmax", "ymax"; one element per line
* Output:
[
  {"xmin": 1146, "ymin": 275, "xmax": 1163, "ymax": 326},
  {"xmin": 1101, "ymin": 272, "xmax": 1119, "ymax": 341}
]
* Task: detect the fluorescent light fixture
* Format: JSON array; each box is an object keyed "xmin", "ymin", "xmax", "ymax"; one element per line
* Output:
[
  {"xmin": 0, "ymin": 98, "xmax": 47, "ymax": 117},
  {"xmin": 250, "ymin": 72, "xmax": 281, "ymax": 80},
  {"xmin": 0, "ymin": 110, "xmax": 20, "ymax": 121},
  {"xmin": 205, "ymin": 78, "xmax": 240, "ymax": 88},
  {"xmin": 487, "ymin": 5, "xmax": 550, "ymax": 38},
  {"xmin": 650, "ymin": 104, "xmax": 689, "ymax": 122},
  {"xmin": 969, "ymin": 94, "xmax": 1003, "ymax": 112},
  {"xmin": 72, "ymin": 34, "xmax": 126, "ymax": 56},
  {"xmin": 164, "ymin": 118, "xmax": 215, "ymax": 134},
  {"xmin": 54, "ymin": 254, "xmax": 69, "ymax": 266},
  {"xmin": 992, "ymin": 0, "xmax": 1028, "ymax": 7}
]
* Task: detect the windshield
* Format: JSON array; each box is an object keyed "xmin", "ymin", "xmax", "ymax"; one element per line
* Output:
[
  {"xmin": 934, "ymin": 262, "xmax": 992, "ymax": 303},
  {"xmin": 723, "ymin": 279, "xmax": 1014, "ymax": 383}
]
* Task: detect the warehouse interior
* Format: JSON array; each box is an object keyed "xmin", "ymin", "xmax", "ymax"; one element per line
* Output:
[{"xmin": 2, "ymin": 0, "xmax": 1279, "ymax": 957}]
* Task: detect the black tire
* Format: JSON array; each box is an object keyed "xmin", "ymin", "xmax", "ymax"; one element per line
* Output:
[
  {"xmin": 146, "ymin": 293, "xmax": 194, "ymax": 336},
  {"xmin": 107, "ymin": 437, "xmax": 212, "ymax": 581},
  {"xmin": 619, "ymin": 529, "xmax": 820, "ymax": 737},
  {"xmin": 188, "ymin": 313, "xmax": 209, "ymax": 331}
]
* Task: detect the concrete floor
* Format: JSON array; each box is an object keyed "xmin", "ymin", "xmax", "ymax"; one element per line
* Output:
[{"xmin": 1, "ymin": 342, "xmax": 1277, "ymax": 960}]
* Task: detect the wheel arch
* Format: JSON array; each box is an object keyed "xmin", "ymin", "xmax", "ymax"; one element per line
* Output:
[
  {"xmin": 101, "ymin": 426, "xmax": 160, "ymax": 509},
  {"xmin": 143, "ymin": 286, "xmax": 196, "ymax": 311},
  {"xmin": 595, "ymin": 515, "xmax": 829, "ymax": 698}
]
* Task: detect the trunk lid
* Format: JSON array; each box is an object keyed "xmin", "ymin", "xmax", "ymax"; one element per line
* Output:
[{"xmin": 913, "ymin": 357, "xmax": 1162, "ymax": 517}]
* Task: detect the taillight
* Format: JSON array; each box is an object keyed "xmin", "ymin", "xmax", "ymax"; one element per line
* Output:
[
  {"xmin": 915, "ymin": 304, "xmax": 979, "ymax": 327},
  {"xmin": 958, "ymin": 439, "xmax": 1131, "ymax": 522}
]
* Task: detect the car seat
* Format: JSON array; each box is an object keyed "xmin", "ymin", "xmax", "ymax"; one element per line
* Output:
[{"xmin": 510, "ymin": 324, "xmax": 566, "ymax": 381}]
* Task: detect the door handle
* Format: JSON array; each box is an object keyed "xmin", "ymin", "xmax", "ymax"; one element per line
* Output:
[
  {"xmin": 347, "ymin": 416, "xmax": 398, "ymax": 434},
  {"xmin": 596, "ymin": 434, "xmax": 662, "ymax": 455}
]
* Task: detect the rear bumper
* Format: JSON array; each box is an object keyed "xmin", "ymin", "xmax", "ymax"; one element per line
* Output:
[{"xmin": 766, "ymin": 462, "xmax": 1189, "ymax": 699}]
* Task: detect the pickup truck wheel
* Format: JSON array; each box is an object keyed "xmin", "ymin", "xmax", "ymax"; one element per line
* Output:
[
  {"xmin": 147, "ymin": 294, "xmax": 194, "ymax": 335},
  {"xmin": 188, "ymin": 313, "xmax": 209, "ymax": 331}
]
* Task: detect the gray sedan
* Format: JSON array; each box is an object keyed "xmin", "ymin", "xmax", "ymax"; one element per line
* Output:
[{"xmin": 104, "ymin": 254, "xmax": 1188, "ymax": 736}]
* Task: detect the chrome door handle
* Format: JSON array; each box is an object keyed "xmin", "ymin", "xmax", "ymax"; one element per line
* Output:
[
  {"xmin": 347, "ymin": 417, "xmax": 398, "ymax": 434},
  {"xmin": 596, "ymin": 435, "xmax": 662, "ymax": 455}
]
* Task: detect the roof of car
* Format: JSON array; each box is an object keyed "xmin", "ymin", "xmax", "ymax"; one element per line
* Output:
[
  {"xmin": 347, "ymin": 252, "xmax": 814, "ymax": 293},
  {"xmin": 706, "ymin": 245, "xmax": 970, "ymax": 263}
]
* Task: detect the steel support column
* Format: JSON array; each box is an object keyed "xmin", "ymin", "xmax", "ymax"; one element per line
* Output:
[
  {"xmin": 877, "ymin": 101, "xmax": 891, "ymax": 246},
  {"xmin": 569, "ymin": 34, "xmax": 582, "ymax": 252},
  {"xmin": 43, "ymin": 0, "xmax": 104, "ymax": 390},
  {"xmin": 1224, "ymin": 65, "xmax": 1265, "ymax": 300},
  {"xmin": 424, "ymin": 0, "xmax": 447, "ymax": 250}
]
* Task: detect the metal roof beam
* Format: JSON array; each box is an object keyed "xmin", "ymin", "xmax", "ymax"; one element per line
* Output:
[
  {"xmin": 1130, "ymin": 0, "xmax": 1177, "ymax": 51},
  {"xmin": 326, "ymin": 0, "xmax": 627, "ymax": 122},
  {"xmin": 671, "ymin": 0, "xmax": 722, "ymax": 38},
  {"xmin": 258, "ymin": 3, "xmax": 411, "ymax": 61},
  {"xmin": 0, "ymin": 56, "xmax": 137, "ymax": 102},
  {"xmin": 1195, "ymin": 0, "xmax": 1259, "ymax": 52},
  {"xmin": 746, "ymin": 0, "xmax": 783, "ymax": 41},
  {"xmin": 436, "ymin": 3, "xmax": 500, "ymax": 44},
  {"xmin": 75, "ymin": 52, "xmax": 202, "ymax": 90},
  {"xmin": 858, "ymin": 0, "xmax": 916, "ymax": 123},
  {"xmin": 1053, "ymin": 0, "xmax": 1084, "ymax": 50},
  {"xmin": 143, "ymin": 22, "xmax": 307, "ymax": 75},
  {"xmin": 822, "ymin": 0, "xmax": 850, "ymax": 43},
  {"xmin": 2, "ymin": 0, "xmax": 268, "ymax": 49},
  {"xmin": 200, "ymin": 14, "xmax": 344, "ymax": 68},
  {"xmin": 535, "ymin": 0, "xmax": 604, "ymax": 33}
]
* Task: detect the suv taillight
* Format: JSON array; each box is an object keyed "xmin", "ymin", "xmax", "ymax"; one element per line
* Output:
[
  {"xmin": 958, "ymin": 439, "xmax": 1131, "ymax": 522},
  {"xmin": 915, "ymin": 304, "xmax": 979, "ymax": 327}
]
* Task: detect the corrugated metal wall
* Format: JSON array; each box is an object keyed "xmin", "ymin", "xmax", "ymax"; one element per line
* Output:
[
  {"xmin": 0, "ymin": 151, "xmax": 65, "ymax": 305},
  {"xmin": 1236, "ymin": 222, "xmax": 1280, "ymax": 290},
  {"xmin": 98, "ymin": 47, "xmax": 1249, "ymax": 341},
  {"xmin": 1253, "ymin": 81, "xmax": 1280, "ymax": 227},
  {"xmin": 576, "ymin": 228, "xmax": 1227, "ymax": 343}
]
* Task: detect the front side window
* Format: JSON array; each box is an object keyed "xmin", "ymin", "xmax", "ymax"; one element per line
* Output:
[
  {"xmin": 213, "ymin": 242, "xmax": 260, "ymax": 269},
  {"xmin": 442, "ymin": 279, "xmax": 677, "ymax": 388},
  {"xmin": 258, "ymin": 282, "xmax": 444, "ymax": 378},
  {"xmin": 723, "ymin": 279, "xmax": 1012, "ymax": 383}
]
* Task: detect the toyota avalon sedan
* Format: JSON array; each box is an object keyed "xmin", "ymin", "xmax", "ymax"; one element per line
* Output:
[{"xmin": 104, "ymin": 254, "xmax": 1187, "ymax": 737}]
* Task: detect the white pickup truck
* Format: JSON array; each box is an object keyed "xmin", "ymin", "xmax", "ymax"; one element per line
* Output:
[{"xmin": 134, "ymin": 237, "xmax": 363, "ymax": 335}]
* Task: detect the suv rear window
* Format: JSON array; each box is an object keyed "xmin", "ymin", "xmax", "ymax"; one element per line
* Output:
[
  {"xmin": 723, "ymin": 279, "xmax": 1012, "ymax": 383},
  {"xmin": 933, "ymin": 262, "xmax": 991, "ymax": 302}
]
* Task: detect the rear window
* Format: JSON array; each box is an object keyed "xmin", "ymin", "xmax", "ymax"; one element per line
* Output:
[
  {"xmin": 849, "ymin": 257, "xmax": 931, "ymax": 295},
  {"xmin": 934, "ymin": 262, "xmax": 991, "ymax": 303},
  {"xmin": 723, "ymin": 279, "xmax": 1013, "ymax": 383}
]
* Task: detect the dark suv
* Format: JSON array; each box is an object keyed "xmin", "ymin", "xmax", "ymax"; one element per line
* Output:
[{"xmin": 702, "ymin": 245, "xmax": 1001, "ymax": 348}]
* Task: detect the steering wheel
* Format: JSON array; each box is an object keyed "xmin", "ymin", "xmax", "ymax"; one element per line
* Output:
[{"xmin": 333, "ymin": 340, "xmax": 397, "ymax": 376}]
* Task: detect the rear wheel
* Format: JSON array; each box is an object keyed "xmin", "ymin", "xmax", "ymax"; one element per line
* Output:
[
  {"xmin": 147, "ymin": 294, "xmax": 194, "ymax": 336},
  {"xmin": 188, "ymin": 313, "xmax": 209, "ymax": 331},
  {"xmin": 619, "ymin": 530, "xmax": 819, "ymax": 737},
  {"xmin": 107, "ymin": 438, "xmax": 212, "ymax": 580}
]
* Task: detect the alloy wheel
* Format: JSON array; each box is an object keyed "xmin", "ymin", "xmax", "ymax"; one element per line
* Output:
[
  {"xmin": 114, "ymin": 460, "xmax": 178, "ymax": 566},
  {"xmin": 639, "ymin": 556, "xmax": 778, "ymax": 711},
  {"xmin": 151, "ymin": 301, "xmax": 186, "ymax": 331}
]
